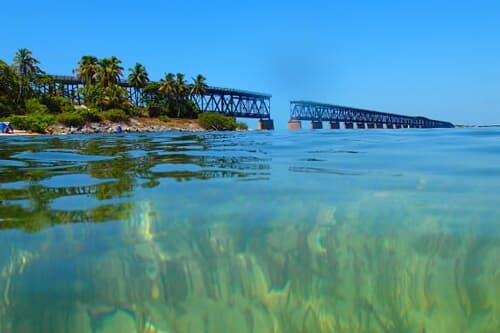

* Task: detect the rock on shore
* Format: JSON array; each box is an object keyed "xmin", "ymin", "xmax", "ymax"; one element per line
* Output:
[{"xmin": 48, "ymin": 118, "xmax": 204, "ymax": 135}]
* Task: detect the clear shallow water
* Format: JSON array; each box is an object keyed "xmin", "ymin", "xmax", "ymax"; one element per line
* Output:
[{"xmin": 0, "ymin": 128, "xmax": 499, "ymax": 333}]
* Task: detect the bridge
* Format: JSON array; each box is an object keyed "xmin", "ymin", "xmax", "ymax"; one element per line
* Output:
[
  {"xmin": 37, "ymin": 75, "xmax": 274, "ymax": 129},
  {"xmin": 288, "ymin": 101, "xmax": 454, "ymax": 129}
]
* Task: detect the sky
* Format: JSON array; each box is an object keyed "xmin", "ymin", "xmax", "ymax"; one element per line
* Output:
[{"xmin": 1, "ymin": 0, "xmax": 499, "ymax": 127}]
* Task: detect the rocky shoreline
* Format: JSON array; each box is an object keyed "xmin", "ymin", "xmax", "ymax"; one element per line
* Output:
[
  {"xmin": 1, "ymin": 117, "xmax": 252, "ymax": 136},
  {"xmin": 48, "ymin": 118, "xmax": 204, "ymax": 135}
]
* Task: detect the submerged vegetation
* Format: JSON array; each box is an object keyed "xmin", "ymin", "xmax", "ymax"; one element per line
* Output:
[
  {"xmin": 0, "ymin": 48, "xmax": 244, "ymax": 132},
  {"xmin": 0, "ymin": 130, "xmax": 498, "ymax": 331}
]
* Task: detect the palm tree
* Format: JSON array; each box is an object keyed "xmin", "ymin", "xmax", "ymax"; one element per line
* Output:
[
  {"xmin": 12, "ymin": 48, "xmax": 43, "ymax": 105},
  {"xmin": 100, "ymin": 85, "xmax": 132, "ymax": 110},
  {"xmin": 174, "ymin": 73, "xmax": 188, "ymax": 97},
  {"xmin": 96, "ymin": 56, "xmax": 123, "ymax": 88},
  {"xmin": 128, "ymin": 62, "xmax": 149, "ymax": 106},
  {"xmin": 75, "ymin": 55, "xmax": 98, "ymax": 85},
  {"xmin": 13, "ymin": 48, "xmax": 42, "ymax": 78},
  {"xmin": 174, "ymin": 73, "xmax": 189, "ymax": 118},
  {"xmin": 158, "ymin": 72, "xmax": 175, "ymax": 97},
  {"xmin": 190, "ymin": 74, "xmax": 207, "ymax": 96}
]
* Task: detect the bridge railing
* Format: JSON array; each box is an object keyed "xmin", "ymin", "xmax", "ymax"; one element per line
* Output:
[
  {"xmin": 290, "ymin": 101, "xmax": 453, "ymax": 128},
  {"xmin": 38, "ymin": 75, "xmax": 272, "ymax": 119}
]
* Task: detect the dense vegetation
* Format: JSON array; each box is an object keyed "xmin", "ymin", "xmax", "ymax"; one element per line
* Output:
[
  {"xmin": 0, "ymin": 48, "xmax": 244, "ymax": 132},
  {"xmin": 198, "ymin": 113, "xmax": 248, "ymax": 131}
]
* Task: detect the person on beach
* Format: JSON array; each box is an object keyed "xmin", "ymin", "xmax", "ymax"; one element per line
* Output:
[{"xmin": 0, "ymin": 122, "xmax": 14, "ymax": 134}]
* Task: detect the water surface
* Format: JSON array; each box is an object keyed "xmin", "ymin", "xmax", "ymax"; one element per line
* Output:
[{"xmin": 0, "ymin": 129, "xmax": 499, "ymax": 332}]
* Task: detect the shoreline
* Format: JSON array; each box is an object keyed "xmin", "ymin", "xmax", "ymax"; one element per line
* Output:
[
  {"xmin": 49, "ymin": 117, "xmax": 205, "ymax": 135},
  {"xmin": 1, "ymin": 118, "xmax": 205, "ymax": 136}
]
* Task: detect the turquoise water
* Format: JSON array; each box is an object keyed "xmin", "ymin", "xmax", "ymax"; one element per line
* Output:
[{"xmin": 0, "ymin": 128, "xmax": 499, "ymax": 332}]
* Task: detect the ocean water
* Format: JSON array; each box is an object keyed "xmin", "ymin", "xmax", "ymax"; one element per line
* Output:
[{"xmin": 0, "ymin": 128, "xmax": 499, "ymax": 333}]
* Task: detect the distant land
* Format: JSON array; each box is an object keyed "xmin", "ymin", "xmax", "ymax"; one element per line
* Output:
[{"xmin": 455, "ymin": 124, "xmax": 500, "ymax": 128}]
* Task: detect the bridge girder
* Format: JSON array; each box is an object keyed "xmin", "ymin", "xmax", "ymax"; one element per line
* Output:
[
  {"xmin": 192, "ymin": 89, "xmax": 270, "ymax": 119},
  {"xmin": 35, "ymin": 76, "xmax": 271, "ymax": 119},
  {"xmin": 290, "ymin": 101, "xmax": 454, "ymax": 128}
]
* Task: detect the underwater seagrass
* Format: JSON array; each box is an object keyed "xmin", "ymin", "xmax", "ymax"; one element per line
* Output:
[{"xmin": 1, "ymin": 183, "xmax": 499, "ymax": 332}]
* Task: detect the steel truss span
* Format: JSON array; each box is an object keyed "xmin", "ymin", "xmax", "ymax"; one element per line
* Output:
[
  {"xmin": 290, "ymin": 101, "xmax": 454, "ymax": 128},
  {"xmin": 36, "ymin": 76, "xmax": 272, "ymax": 119},
  {"xmin": 192, "ymin": 87, "xmax": 271, "ymax": 119}
]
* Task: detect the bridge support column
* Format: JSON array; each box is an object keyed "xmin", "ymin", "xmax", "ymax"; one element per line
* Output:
[
  {"xmin": 287, "ymin": 120, "xmax": 302, "ymax": 130},
  {"xmin": 310, "ymin": 121, "xmax": 323, "ymax": 129},
  {"xmin": 344, "ymin": 122, "xmax": 354, "ymax": 129},
  {"xmin": 258, "ymin": 119, "xmax": 274, "ymax": 130},
  {"xmin": 385, "ymin": 123, "xmax": 394, "ymax": 129},
  {"xmin": 328, "ymin": 122, "xmax": 340, "ymax": 129}
]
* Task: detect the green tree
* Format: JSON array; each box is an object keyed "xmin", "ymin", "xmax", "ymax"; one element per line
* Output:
[
  {"xmin": 12, "ymin": 48, "xmax": 43, "ymax": 106},
  {"xmin": 158, "ymin": 72, "xmax": 175, "ymax": 97},
  {"xmin": 98, "ymin": 85, "xmax": 132, "ymax": 110},
  {"xmin": 174, "ymin": 73, "xmax": 189, "ymax": 118},
  {"xmin": 96, "ymin": 56, "xmax": 123, "ymax": 88},
  {"xmin": 198, "ymin": 112, "xmax": 238, "ymax": 130},
  {"xmin": 78, "ymin": 83, "xmax": 102, "ymax": 106},
  {"xmin": 190, "ymin": 74, "xmax": 207, "ymax": 96},
  {"xmin": 142, "ymin": 82, "xmax": 163, "ymax": 106},
  {"xmin": 75, "ymin": 56, "xmax": 129, "ymax": 110},
  {"xmin": 75, "ymin": 55, "xmax": 98, "ymax": 85},
  {"xmin": 157, "ymin": 73, "xmax": 176, "ymax": 115},
  {"xmin": 128, "ymin": 62, "xmax": 149, "ymax": 106},
  {"xmin": 0, "ymin": 59, "xmax": 20, "ymax": 116},
  {"xmin": 156, "ymin": 73, "xmax": 200, "ymax": 118}
]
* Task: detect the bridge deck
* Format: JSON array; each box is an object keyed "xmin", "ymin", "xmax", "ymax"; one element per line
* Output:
[
  {"xmin": 290, "ymin": 100, "xmax": 454, "ymax": 128},
  {"xmin": 43, "ymin": 75, "xmax": 272, "ymax": 119}
]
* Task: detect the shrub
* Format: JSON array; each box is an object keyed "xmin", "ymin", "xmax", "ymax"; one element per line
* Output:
[
  {"xmin": 134, "ymin": 107, "xmax": 149, "ymax": 117},
  {"xmin": 56, "ymin": 112, "xmax": 85, "ymax": 127},
  {"xmin": 77, "ymin": 108, "xmax": 102, "ymax": 123},
  {"xmin": 8, "ymin": 113, "xmax": 55, "ymax": 133},
  {"xmin": 236, "ymin": 121, "xmax": 248, "ymax": 130},
  {"xmin": 41, "ymin": 95, "xmax": 74, "ymax": 113},
  {"xmin": 198, "ymin": 112, "xmax": 238, "ymax": 130},
  {"xmin": 159, "ymin": 115, "xmax": 170, "ymax": 122},
  {"xmin": 25, "ymin": 98, "xmax": 48, "ymax": 114},
  {"xmin": 179, "ymin": 100, "xmax": 200, "ymax": 119},
  {"xmin": 126, "ymin": 107, "xmax": 146, "ymax": 117},
  {"xmin": 100, "ymin": 109, "xmax": 129, "ymax": 122},
  {"xmin": 163, "ymin": 100, "xmax": 200, "ymax": 119}
]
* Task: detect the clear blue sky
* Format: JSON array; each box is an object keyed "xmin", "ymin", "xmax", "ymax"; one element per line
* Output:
[{"xmin": 1, "ymin": 0, "xmax": 499, "ymax": 126}]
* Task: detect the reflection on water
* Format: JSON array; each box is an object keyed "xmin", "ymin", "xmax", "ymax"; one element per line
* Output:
[
  {"xmin": 0, "ymin": 133, "xmax": 270, "ymax": 231},
  {"xmin": 0, "ymin": 129, "xmax": 500, "ymax": 332}
]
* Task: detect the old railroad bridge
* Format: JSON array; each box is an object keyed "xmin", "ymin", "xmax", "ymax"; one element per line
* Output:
[
  {"xmin": 288, "ymin": 101, "xmax": 454, "ymax": 129},
  {"xmin": 43, "ymin": 75, "xmax": 275, "ymax": 129},
  {"xmin": 42, "ymin": 75, "xmax": 454, "ymax": 130}
]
